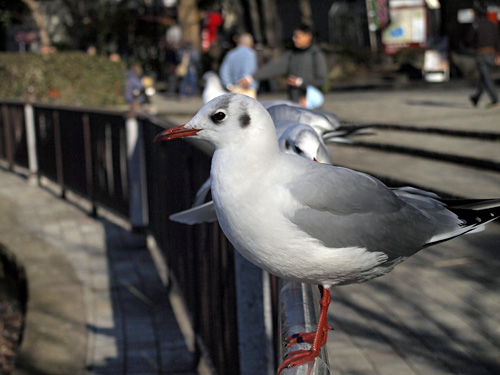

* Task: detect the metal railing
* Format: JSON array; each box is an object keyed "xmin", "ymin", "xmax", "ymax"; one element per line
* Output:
[
  {"xmin": 141, "ymin": 116, "xmax": 241, "ymax": 374},
  {"xmin": 0, "ymin": 99, "xmax": 328, "ymax": 375},
  {"xmin": 33, "ymin": 103, "xmax": 130, "ymax": 217},
  {"xmin": 0, "ymin": 101, "xmax": 28, "ymax": 170},
  {"xmin": 279, "ymin": 280, "xmax": 330, "ymax": 375}
]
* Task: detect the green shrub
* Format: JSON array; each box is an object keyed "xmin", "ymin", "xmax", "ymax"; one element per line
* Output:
[{"xmin": 0, "ymin": 52, "xmax": 126, "ymax": 106}]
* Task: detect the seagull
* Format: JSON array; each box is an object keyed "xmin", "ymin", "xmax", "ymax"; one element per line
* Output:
[
  {"xmin": 154, "ymin": 94, "xmax": 500, "ymax": 373},
  {"xmin": 267, "ymin": 103, "xmax": 340, "ymax": 136},
  {"xmin": 169, "ymin": 120, "xmax": 332, "ymax": 224},
  {"xmin": 261, "ymin": 100, "xmax": 304, "ymax": 109},
  {"xmin": 267, "ymin": 103, "xmax": 372, "ymax": 143},
  {"xmin": 171, "ymin": 95, "xmax": 337, "ymax": 224},
  {"xmin": 275, "ymin": 121, "xmax": 333, "ymax": 164},
  {"xmin": 169, "ymin": 103, "xmax": 369, "ymax": 224},
  {"xmin": 202, "ymin": 71, "xmax": 227, "ymax": 104}
]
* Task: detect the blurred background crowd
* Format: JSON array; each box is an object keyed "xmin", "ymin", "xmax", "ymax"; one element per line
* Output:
[{"xmin": 0, "ymin": 0, "xmax": 499, "ymax": 107}]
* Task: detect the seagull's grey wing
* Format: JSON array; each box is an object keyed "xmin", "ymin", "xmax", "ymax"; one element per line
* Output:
[
  {"xmin": 315, "ymin": 109, "xmax": 341, "ymax": 128},
  {"xmin": 392, "ymin": 189, "xmax": 500, "ymax": 245},
  {"xmin": 169, "ymin": 201, "xmax": 217, "ymax": 225},
  {"xmin": 267, "ymin": 105, "xmax": 337, "ymax": 135},
  {"xmin": 261, "ymin": 100, "xmax": 302, "ymax": 109},
  {"xmin": 285, "ymin": 162, "xmax": 437, "ymax": 258},
  {"xmin": 323, "ymin": 126, "xmax": 376, "ymax": 143},
  {"xmin": 391, "ymin": 186, "xmax": 440, "ymax": 199},
  {"xmin": 274, "ymin": 120, "xmax": 296, "ymax": 139},
  {"xmin": 286, "ymin": 163, "xmax": 401, "ymax": 215}
]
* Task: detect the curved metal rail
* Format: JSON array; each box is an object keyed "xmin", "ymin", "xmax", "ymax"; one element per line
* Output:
[{"xmin": 279, "ymin": 280, "xmax": 330, "ymax": 375}]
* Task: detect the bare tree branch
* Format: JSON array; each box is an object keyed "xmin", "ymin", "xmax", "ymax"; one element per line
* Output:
[
  {"xmin": 298, "ymin": 0, "xmax": 313, "ymax": 27},
  {"xmin": 20, "ymin": 0, "xmax": 51, "ymax": 47},
  {"xmin": 177, "ymin": 0, "xmax": 200, "ymax": 48}
]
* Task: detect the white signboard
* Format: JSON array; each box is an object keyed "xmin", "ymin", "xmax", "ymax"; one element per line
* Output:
[{"xmin": 382, "ymin": 5, "xmax": 427, "ymax": 54}]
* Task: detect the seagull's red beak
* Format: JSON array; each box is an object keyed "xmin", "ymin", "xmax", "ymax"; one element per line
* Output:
[{"xmin": 153, "ymin": 125, "xmax": 201, "ymax": 142}]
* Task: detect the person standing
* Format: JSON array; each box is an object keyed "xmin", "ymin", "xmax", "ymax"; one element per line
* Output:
[
  {"xmin": 239, "ymin": 24, "xmax": 327, "ymax": 105},
  {"xmin": 178, "ymin": 42, "xmax": 200, "ymax": 100},
  {"xmin": 125, "ymin": 64, "xmax": 146, "ymax": 106},
  {"xmin": 219, "ymin": 33, "xmax": 258, "ymax": 98},
  {"xmin": 468, "ymin": 6, "xmax": 500, "ymax": 109},
  {"xmin": 164, "ymin": 43, "xmax": 180, "ymax": 97}
]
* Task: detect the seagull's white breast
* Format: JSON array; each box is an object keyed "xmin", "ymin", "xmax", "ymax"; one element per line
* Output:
[{"xmin": 210, "ymin": 150, "xmax": 388, "ymax": 287}]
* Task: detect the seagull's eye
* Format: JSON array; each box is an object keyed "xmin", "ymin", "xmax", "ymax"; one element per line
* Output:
[
  {"xmin": 211, "ymin": 111, "xmax": 226, "ymax": 124},
  {"xmin": 295, "ymin": 145, "xmax": 304, "ymax": 155}
]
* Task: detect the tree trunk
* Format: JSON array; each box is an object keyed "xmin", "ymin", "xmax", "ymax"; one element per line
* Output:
[
  {"xmin": 221, "ymin": 0, "xmax": 244, "ymax": 33},
  {"xmin": 298, "ymin": 0, "xmax": 313, "ymax": 27},
  {"xmin": 247, "ymin": 0, "xmax": 263, "ymax": 44},
  {"xmin": 260, "ymin": 0, "xmax": 281, "ymax": 47},
  {"xmin": 21, "ymin": 0, "xmax": 51, "ymax": 48},
  {"xmin": 177, "ymin": 0, "xmax": 200, "ymax": 48}
]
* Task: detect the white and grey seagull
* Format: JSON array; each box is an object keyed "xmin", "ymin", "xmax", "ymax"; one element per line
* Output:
[
  {"xmin": 168, "ymin": 120, "xmax": 331, "ymax": 225},
  {"xmin": 169, "ymin": 108, "xmax": 334, "ymax": 224},
  {"xmin": 202, "ymin": 71, "xmax": 227, "ymax": 104},
  {"xmin": 266, "ymin": 103, "xmax": 372, "ymax": 143},
  {"xmin": 154, "ymin": 94, "xmax": 500, "ymax": 374}
]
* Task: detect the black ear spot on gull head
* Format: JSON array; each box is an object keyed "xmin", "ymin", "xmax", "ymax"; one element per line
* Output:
[{"xmin": 239, "ymin": 112, "xmax": 251, "ymax": 128}]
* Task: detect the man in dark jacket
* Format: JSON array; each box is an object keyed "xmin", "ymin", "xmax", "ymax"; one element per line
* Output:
[
  {"xmin": 468, "ymin": 6, "xmax": 500, "ymax": 109},
  {"xmin": 239, "ymin": 24, "xmax": 328, "ymax": 104}
]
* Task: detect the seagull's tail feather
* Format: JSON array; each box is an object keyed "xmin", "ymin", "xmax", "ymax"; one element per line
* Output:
[
  {"xmin": 441, "ymin": 198, "xmax": 500, "ymax": 211},
  {"xmin": 192, "ymin": 178, "xmax": 212, "ymax": 207},
  {"xmin": 425, "ymin": 198, "xmax": 500, "ymax": 247},
  {"xmin": 169, "ymin": 201, "xmax": 218, "ymax": 225},
  {"xmin": 323, "ymin": 126, "xmax": 375, "ymax": 143}
]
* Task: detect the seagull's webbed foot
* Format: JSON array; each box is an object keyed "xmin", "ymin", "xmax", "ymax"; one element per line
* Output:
[
  {"xmin": 277, "ymin": 348, "xmax": 320, "ymax": 374},
  {"xmin": 277, "ymin": 286, "xmax": 332, "ymax": 374},
  {"xmin": 284, "ymin": 322, "xmax": 332, "ymax": 347}
]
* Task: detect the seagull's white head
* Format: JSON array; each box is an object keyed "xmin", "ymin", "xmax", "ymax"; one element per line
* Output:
[
  {"xmin": 278, "ymin": 123, "xmax": 333, "ymax": 164},
  {"xmin": 154, "ymin": 94, "xmax": 278, "ymax": 151},
  {"xmin": 202, "ymin": 70, "xmax": 220, "ymax": 83}
]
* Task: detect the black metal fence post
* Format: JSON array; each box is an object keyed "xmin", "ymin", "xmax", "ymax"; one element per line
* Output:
[
  {"xmin": 1, "ymin": 104, "xmax": 14, "ymax": 171},
  {"xmin": 52, "ymin": 110, "xmax": 65, "ymax": 198},
  {"xmin": 82, "ymin": 113, "xmax": 97, "ymax": 216}
]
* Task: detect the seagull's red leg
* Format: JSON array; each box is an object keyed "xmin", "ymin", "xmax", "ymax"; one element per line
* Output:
[
  {"xmin": 284, "ymin": 286, "xmax": 332, "ymax": 346},
  {"xmin": 277, "ymin": 286, "xmax": 332, "ymax": 374}
]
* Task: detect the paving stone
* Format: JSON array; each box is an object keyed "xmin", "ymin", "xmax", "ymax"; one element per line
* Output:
[{"xmin": 0, "ymin": 170, "xmax": 197, "ymax": 375}]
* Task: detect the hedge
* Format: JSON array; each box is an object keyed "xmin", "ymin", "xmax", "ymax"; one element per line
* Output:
[{"xmin": 0, "ymin": 52, "xmax": 126, "ymax": 106}]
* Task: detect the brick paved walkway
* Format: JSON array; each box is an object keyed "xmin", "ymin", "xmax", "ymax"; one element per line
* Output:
[
  {"xmin": 326, "ymin": 224, "xmax": 500, "ymax": 375},
  {"xmin": 0, "ymin": 170, "xmax": 197, "ymax": 375}
]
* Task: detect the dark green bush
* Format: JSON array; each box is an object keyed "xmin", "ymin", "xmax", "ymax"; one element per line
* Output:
[{"xmin": 0, "ymin": 52, "xmax": 126, "ymax": 106}]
